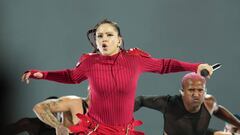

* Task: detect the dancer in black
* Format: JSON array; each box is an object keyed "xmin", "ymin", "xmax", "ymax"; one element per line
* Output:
[{"xmin": 134, "ymin": 72, "xmax": 240, "ymax": 135}]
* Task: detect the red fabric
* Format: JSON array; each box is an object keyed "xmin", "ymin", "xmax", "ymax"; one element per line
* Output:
[
  {"xmin": 126, "ymin": 48, "xmax": 151, "ymax": 58},
  {"xmin": 33, "ymin": 48, "xmax": 200, "ymax": 126},
  {"xmin": 27, "ymin": 70, "xmax": 47, "ymax": 79},
  {"xmin": 69, "ymin": 113, "xmax": 144, "ymax": 135}
]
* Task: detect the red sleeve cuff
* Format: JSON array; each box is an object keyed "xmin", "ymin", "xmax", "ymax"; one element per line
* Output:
[{"xmin": 26, "ymin": 69, "xmax": 47, "ymax": 79}]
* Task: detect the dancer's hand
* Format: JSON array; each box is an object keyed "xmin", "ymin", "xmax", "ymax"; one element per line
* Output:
[
  {"xmin": 197, "ymin": 64, "xmax": 213, "ymax": 78},
  {"xmin": 21, "ymin": 70, "xmax": 43, "ymax": 84}
]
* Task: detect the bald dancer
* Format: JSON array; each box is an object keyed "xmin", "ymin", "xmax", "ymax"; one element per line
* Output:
[{"xmin": 135, "ymin": 72, "xmax": 240, "ymax": 135}]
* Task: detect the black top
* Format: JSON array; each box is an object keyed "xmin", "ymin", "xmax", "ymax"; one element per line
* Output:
[{"xmin": 134, "ymin": 95, "xmax": 213, "ymax": 135}]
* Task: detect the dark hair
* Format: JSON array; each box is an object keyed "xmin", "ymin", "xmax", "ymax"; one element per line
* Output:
[
  {"xmin": 45, "ymin": 96, "xmax": 58, "ymax": 100},
  {"xmin": 87, "ymin": 19, "xmax": 125, "ymax": 53},
  {"xmin": 234, "ymin": 114, "xmax": 240, "ymax": 120}
]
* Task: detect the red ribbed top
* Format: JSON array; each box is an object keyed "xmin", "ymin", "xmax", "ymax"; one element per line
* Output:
[{"xmin": 36, "ymin": 49, "xmax": 199, "ymax": 126}]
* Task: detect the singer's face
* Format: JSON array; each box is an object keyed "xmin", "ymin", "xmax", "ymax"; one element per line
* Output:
[{"xmin": 95, "ymin": 23, "xmax": 122, "ymax": 56}]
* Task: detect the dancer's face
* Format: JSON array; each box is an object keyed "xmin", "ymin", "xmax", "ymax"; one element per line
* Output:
[
  {"xmin": 95, "ymin": 23, "xmax": 122, "ymax": 56},
  {"xmin": 182, "ymin": 78, "xmax": 206, "ymax": 111}
]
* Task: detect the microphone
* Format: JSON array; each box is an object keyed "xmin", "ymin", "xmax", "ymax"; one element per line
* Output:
[{"xmin": 200, "ymin": 63, "xmax": 222, "ymax": 77}]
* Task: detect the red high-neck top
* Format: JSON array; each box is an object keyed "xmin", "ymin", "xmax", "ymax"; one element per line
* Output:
[{"xmin": 33, "ymin": 48, "xmax": 199, "ymax": 126}]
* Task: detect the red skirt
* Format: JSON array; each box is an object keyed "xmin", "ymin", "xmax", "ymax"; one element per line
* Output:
[{"xmin": 69, "ymin": 113, "xmax": 144, "ymax": 135}]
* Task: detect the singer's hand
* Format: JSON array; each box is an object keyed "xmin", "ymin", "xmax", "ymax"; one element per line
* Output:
[
  {"xmin": 21, "ymin": 71, "xmax": 43, "ymax": 84},
  {"xmin": 197, "ymin": 64, "xmax": 213, "ymax": 78}
]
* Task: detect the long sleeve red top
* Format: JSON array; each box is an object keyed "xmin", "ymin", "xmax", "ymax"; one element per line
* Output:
[{"xmin": 32, "ymin": 48, "xmax": 200, "ymax": 126}]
